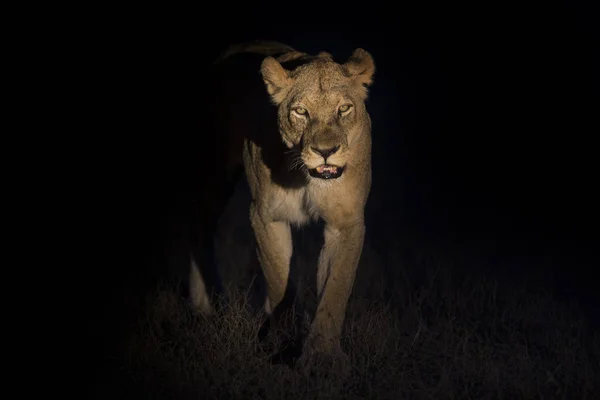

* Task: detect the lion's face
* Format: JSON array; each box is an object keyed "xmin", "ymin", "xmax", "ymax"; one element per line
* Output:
[{"xmin": 261, "ymin": 50, "xmax": 375, "ymax": 180}]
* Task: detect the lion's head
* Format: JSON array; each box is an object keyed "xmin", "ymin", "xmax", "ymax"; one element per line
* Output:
[{"xmin": 260, "ymin": 49, "xmax": 375, "ymax": 180}]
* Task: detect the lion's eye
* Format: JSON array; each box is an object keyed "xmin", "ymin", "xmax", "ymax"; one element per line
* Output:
[
  {"xmin": 293, "ymin": 107, "xmax": 308, "ymax": 116},
  {"xmin": 338, "ymin": 104, "xmax": 353, "ymax": 114}
]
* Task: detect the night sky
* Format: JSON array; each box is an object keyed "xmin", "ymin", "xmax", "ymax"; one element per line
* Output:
[{"xmin": 91, "ymin": 0, "xmax": 598, "ymax": 393}]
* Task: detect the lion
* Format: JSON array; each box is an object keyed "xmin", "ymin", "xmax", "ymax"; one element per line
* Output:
[{"xmin": 188, "ymin": 40, "xmax": 375, "ymax": 363}]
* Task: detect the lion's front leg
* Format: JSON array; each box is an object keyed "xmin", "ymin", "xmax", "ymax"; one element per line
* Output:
[
  {"xmin": 249, "ymin": 203, "xmax": 293, "ymax": 314},
  {"xmin": 307, "ymin": 221, "xmax": 365, "ymax": 355}
]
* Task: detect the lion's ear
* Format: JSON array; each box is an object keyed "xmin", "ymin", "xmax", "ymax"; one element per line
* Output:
[
  {"xmin": 260, "ymin": 56, "xmax": 292, "ymax": 104},
  {"xmin": 344, "ymin": 48, "xmax": 375, "ymax": 97}
]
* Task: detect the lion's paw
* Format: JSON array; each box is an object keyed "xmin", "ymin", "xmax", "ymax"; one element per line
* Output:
[{"xmin": 296, "ymin": 344, "xmax": 352, "ymax": 378}]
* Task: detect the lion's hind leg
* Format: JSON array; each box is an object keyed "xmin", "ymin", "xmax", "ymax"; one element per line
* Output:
[{"xmin": 189, "ymin": 252, "xmax": 215, "ymax": 316}]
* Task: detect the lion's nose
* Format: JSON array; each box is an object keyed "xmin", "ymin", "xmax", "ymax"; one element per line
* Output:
[{"xmin": 311, "ymin": 145, "xmax": 340, "ymax": 160}]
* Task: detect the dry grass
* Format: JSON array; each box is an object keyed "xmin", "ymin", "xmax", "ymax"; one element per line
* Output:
[
  {"xmin": 100, "ymin": 188, "xmax": 599, "ymax": 399},
  {"xmin": 115, "ymin": 260, "xmax": 599, "ymax": 400}
]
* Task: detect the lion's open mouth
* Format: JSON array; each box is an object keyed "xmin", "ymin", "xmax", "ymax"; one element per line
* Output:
[{"xmin": 308, "ymin": 164, "xmax": 344, "ymax": 180}]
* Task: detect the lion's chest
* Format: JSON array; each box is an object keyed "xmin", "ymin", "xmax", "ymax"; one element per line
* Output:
[{"xmin": 268, "ymin": 187, "xmax": 320, "ymax": 227}]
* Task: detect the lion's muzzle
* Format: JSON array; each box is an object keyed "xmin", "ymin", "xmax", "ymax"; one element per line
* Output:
[{"xmin": 306, "ymin": 145, "xmax": 345, "ymax": 179}]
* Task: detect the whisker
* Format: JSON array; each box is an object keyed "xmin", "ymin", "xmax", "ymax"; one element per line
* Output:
[
  {"xmin": 288, "ymin": 153, "xmax": 308, "ymax": 172},
  {"xmin": 289, "ymin": 158, "xmax": 304, "ymax": 171}
]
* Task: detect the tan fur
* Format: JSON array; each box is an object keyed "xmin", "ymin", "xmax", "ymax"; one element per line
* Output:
[{"xmin": 191, "ymin": 41, "xmax": 375, "ymax": 360}]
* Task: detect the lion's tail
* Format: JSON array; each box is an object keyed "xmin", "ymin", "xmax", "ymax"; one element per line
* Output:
[{"xmin": 214, "ymin": 40, "xmax": 297, "ymax": 65}]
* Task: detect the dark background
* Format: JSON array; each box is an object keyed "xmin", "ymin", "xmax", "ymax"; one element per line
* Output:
[{"xmin": 90, "ymin": 0, "xmax": 598, "ymax": 391}]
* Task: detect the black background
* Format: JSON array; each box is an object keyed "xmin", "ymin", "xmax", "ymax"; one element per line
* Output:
[{"xmin": 107, "ymin": 2, "xmax": 597, "ymax": 275}]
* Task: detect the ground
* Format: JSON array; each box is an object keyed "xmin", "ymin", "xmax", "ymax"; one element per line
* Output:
[{"xmin": 91, "ymin": 181, "xmax": 600, "ymax": 399}]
